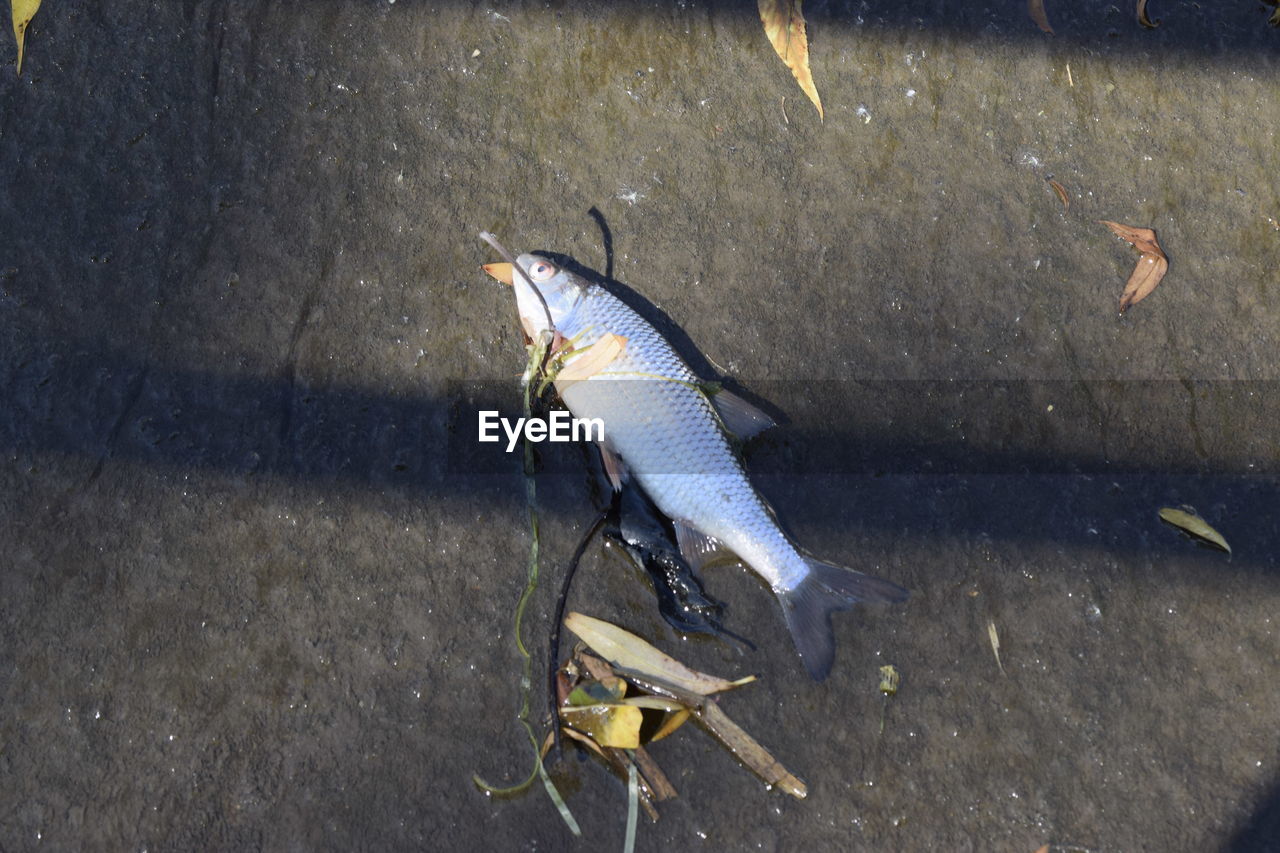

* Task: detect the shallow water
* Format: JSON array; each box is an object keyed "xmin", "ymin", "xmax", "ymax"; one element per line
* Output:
[{"xmin": 2, "ymin": 1, "xmax": 1279, "ymax": 850}]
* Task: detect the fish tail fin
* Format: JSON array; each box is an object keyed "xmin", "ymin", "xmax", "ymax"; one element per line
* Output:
[{"xmin": 777, "ymin": 559, "xmax": 909, "ymax": 681}]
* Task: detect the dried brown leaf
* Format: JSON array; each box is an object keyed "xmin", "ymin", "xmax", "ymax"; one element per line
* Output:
[
  {"xmin": 565, "ymin": 612, "xmax": 755, "ymax": 695},
  {"xmin": 696, "ymin": 701, "xmax": 808, "ymax": 799},
  {"xmin": 1100, "ymin": 220, "xmax": 1169, "ymax": 312},
  {"xmin": 759, "ymin": 0, "xmax": 823, "ymax": 120},
  {"xmin": 630, "ymin": 746, "xmax": 678, "ymax": 801},
  {"xmin": 556, "ymin": 333, "xmax": 627, "ymax": 382},
  {"xmin": 1118, "ymin": 252, "xmax": 1168, "ymax": 312},
  {"xmin": 1100, "ymin": 220, "xmax": 1161, "ymax": 255},
  {"xmin": 559, "ymin": 724, "xmax": 609, "ymax": 759},
  {"xmin": 1137, "ymin": 0, "xmax": 1159, "ymax": 28},
  {"xmin": 1048, "ymin": 178, "xmax": 1070, "ymax": 211},
  {"xmin": 559, "ymin": 727, "xmax": 662, "ymax": 820},
  {"xmin": 1028, "ymin": 0, "xmax": 1054, "ymax": 33}
]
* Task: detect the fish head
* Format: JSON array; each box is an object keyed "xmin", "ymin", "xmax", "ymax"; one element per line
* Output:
[{"xmin": 512, "ymin": 253, "xmax": 587, "ymax": 339}]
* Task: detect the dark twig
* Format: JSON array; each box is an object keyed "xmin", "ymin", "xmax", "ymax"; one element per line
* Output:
[{"xmin": 547, "ymin": 506, "xmax": 610, "ymax": 761}]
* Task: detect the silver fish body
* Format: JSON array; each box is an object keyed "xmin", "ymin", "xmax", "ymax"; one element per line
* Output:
[{"xmin": 509, "ymin": 251, "xmax": 907, "ymax": 680}]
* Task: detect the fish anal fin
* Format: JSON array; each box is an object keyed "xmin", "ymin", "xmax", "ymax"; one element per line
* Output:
[
  {"xmin": 672, "ymin": 519, "xmax": 739, "ymax": 573},
  {"xmin": 600, "ymin": 443, "xmax": 628, "ymax": 491},
  {"xmin": 778, "ymin": 559, "xmax": 909, "ymax": 681},
  {"xmin": 710, "ymin": 388, "xmax": 776, "ymax": 441}
]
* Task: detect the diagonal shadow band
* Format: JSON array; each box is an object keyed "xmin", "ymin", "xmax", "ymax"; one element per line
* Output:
[{"xmin": 6, "ymin": 344, "xmax": 1278, "ymax": 566}]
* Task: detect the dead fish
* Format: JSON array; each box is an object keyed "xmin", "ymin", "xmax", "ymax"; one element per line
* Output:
[
  {"xmin": 483, "ymin": 234, "xmax": 907, "ymax": 680},
  {"xmin": 604, "ymin": 480, "xmax": 754, "ymax": 649}
]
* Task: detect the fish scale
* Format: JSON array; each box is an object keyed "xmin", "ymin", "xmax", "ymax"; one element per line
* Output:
[
  {"xmin": 506, "ymin": 249, "xmax": 908, "ymax": 680},
  {"xmin": 557, "ymin": 283, "xmax": 805, "ymax": 587}
]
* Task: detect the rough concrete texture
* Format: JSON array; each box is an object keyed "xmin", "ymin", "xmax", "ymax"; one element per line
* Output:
[{"xmin": 2, "ymin": 1, "xmax": 1279, "ymax": 850}]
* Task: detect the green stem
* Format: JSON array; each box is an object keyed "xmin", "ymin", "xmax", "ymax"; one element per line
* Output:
[{"xmin": 473, "ymin": 332, "xmax": 580, "ymax": 836}]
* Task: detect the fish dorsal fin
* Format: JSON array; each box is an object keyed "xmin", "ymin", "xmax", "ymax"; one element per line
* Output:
[
  {"xmin": 599, "ymin": 442, "xmax": 628, "ymax": 491},
  {"xmin": 709, "ymin": 388, "xmax": 776, "ymax": 441},
  {"xmin": 672, "ymin": 519, "xmax": 739, "ymax": 572}
]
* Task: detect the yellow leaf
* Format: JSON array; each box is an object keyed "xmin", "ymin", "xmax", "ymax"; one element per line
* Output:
[
  {"xmin": 12, "ymin": 0, "xmax": 42, "ymax": 76},
  {"xmin": 560, "ymin": 704, "xmax": 643, "ymax": 749},
  {"xmin": 555, "ymin": 333, "xmax": 627, "ymax": 382},
  {"xmin": 758, "ymin": 0, "xmax": 823, "ymax": 120},
  {"xmin": 1159, "ymin": 507, "xmax": 1231, "ymax": 554},
  {"xmin": 564, "ymin": 612, "xmax": 755, "ymax": 696}
]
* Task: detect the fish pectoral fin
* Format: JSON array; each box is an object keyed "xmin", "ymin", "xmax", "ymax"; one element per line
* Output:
[
  {"xmin": 672, "ymin": 519, "xmax": 739, "ymax": 573},
  {"xmin": 709, "ymin": 388, "xmax": 776, "ymax": 441},
  {"xmin": 599, "ymin": 442, "xmax": 628, "ymax": 491}
]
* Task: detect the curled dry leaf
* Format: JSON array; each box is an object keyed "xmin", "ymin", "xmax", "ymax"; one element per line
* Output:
[
  {"xmin": 1048, "ymin": 179, "xmax": 1070, "ymax": 212},
  {"xmin": 1119, "ymin": 252, "xmax": 1169, "ymax": 312},
  {"xmin": 1100, "ymin": 220, "xmax": 1161, "ymax": 257},
  {"xmin": 759, "ymin": 0, "xmax": 823, "ymax": 120},
  {"xmin": 1100, "ymin": 220, "xmax": 1168, "ymax": 312},
  {"xmin": 1028, "ymin": 0, "xmax": 1054, "ymax": 34},
  {"xmin": 1159, "ymin": 507, "xmax": 1231, "ymax": 554},
  {"xmin": 1137, "ymin": 0, "xmax": 1159, "ymax": 28},
  {"xmin": 12, "ymin": 0, "xmax": 42, "ymax": 75}
]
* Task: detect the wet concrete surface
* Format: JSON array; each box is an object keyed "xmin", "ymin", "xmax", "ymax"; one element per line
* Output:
[{"xmin": 2, "ymin": 1, "xmax": 1279, "ymax": 850}]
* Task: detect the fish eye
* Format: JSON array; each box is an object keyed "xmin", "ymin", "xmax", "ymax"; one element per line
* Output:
[{"xmin": 529, "ymin": 259, "xmax": 557, "ymax": 282}]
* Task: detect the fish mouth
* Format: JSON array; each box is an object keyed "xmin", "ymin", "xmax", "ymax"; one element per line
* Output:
[
  {"xmin": 479, "ymin": 231, "xmax": 554, "ymax": 335},
  {"xmin": 481, "ymin": 261, "xmax": 514, "ymax": 284}
]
